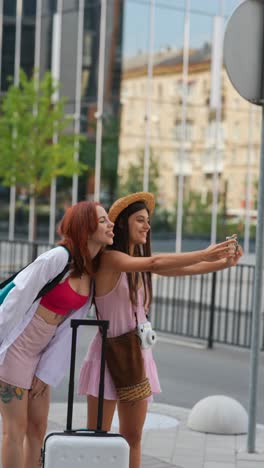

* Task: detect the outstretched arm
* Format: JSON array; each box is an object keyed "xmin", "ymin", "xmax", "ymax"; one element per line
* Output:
[
  {"xmin": 99, "ymin": 239, "xmax": 238, "ymax": 274},
  {"xmin": 156, "ymin": 245, "xmax": 243, "ymax": 277}
]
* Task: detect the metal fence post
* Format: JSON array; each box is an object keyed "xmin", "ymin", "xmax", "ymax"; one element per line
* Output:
[{"xmin": 207, "ymin": 271, "xmax": 217, "ymax": 349}]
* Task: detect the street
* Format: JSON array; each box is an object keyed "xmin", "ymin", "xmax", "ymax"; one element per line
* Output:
[{"xmin": 51, "ymin": 326, "xmax": 264, "ymax": 424}]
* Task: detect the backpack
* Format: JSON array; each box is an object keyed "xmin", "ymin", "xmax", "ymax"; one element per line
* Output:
[{"xmin": 0, "ymin": 246, "xmax": 71, "ymax": 305}]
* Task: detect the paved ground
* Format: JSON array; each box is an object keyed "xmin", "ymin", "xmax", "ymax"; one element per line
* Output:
[{"xmin": 1, "ymin": 401, "xmax": 264, "ymax": 468}]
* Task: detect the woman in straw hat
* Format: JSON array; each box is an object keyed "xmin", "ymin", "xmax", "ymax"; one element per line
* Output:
[{"xmin": 78, "ymin": 192, "xmax": 242, "ymax": 468}]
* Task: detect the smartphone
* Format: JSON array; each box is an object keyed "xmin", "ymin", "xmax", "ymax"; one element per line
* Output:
[{"xmin": 226, "ymin": 234, "xmax": 238, "ymax": 252}]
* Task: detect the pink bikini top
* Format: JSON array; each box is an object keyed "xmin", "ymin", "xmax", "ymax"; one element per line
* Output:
[{"xmin": 40, "ymin": 276, "xmax": 89, "ymax": 316}]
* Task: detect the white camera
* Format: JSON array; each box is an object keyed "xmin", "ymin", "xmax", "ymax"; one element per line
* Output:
[{"xmin": 136, "ymin": 321, "xmax": 157, "ymax": 349}]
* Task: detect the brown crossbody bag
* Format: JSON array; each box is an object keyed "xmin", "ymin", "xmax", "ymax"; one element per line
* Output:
[{"xmin": 95, "ymin": 300, "xmax": 152, "ymax": 402}]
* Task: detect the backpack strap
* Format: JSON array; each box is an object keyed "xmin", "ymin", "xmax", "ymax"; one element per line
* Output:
[
  {"xmin": 35, "ymin": 246, "xmax": 72, "ymax": 300},
  {"xmin": 0, "ymin": 245, "xmax": 72, "ymax": 302},
  {"xmin": 0, "ymin": 271, "xmax": 21, "ymax": 289}
]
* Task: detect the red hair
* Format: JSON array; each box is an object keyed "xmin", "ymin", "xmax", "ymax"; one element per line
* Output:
[{"xmin": 57, "ymin": 201, "xmax": 102, "ymax": 276}]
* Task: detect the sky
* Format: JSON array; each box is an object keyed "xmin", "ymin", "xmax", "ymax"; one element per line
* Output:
[{"xmin": 122, "ymin": 0, "xmax": 242, "ymax": 57}]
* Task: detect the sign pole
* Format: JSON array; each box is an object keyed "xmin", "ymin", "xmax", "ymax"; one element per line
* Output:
[
  {"xmin": 247, "ymin": 106, "xmax": 264, "ymax": 452},
  {"xmin": 223, "ymin": 1, "xmax": 264, "ymax": 451}
]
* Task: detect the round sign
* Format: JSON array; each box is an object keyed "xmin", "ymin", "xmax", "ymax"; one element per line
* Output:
[{"xmin": 224, "ymin": 0, "xmax": 264, "ymax": 105}]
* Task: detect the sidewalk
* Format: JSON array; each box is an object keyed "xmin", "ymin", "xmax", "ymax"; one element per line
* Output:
[{"xmin": 1, "ymin": 402, "xmax": 264, "ymax": 467}]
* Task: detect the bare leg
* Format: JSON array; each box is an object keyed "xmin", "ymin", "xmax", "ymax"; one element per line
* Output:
[
  {"xmin": 117, "ymin": 399, "xmax": 148, "ymax": 468},
  {"xmin": 23, "ymin": 386, "xmax": 50, "ymax": 468},
  {"xmin": 0, "ymin": 381, "xmax": 28, "ymax": 468},
  {"xmin": 87, "ymin": 395, "xmax": 116, "ymax": 431}
]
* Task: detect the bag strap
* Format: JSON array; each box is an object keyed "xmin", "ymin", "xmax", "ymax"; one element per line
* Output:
[
  {"xmin": 0, "ymin": 246, "xmax": 72, "ymax": 301},
  {"xmin": 34, "ymin": 248, "xmax": 71, "ymax": 300},
  {"xmin": 131, "ymin": 272, "xmax": 150, "ymax": 324},
  {"xmin": 0, "ymin": 270, "xmax": 22, "ymax": 289},
  {"xmin": 34, "ymin": 246, "xmax": 71, "ymax": 300}
]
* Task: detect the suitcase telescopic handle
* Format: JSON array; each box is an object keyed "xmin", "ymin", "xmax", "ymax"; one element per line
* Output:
[{"xmin": 66, "ymin": 319, "xmax": 109, "ymax": 432}]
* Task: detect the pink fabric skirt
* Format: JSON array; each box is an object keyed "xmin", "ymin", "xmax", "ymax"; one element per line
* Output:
[
  {"xmin": 78, "ymin": 332, "xmax": 161, "ymax": 401},
  {"xmin": 0, "ymin": 313, "xmax": 56, "ymax": 389}
]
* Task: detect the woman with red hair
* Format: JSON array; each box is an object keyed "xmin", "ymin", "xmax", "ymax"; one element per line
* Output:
[{"xmin": 0, "ymin": 200, "xmax": 114, "ymax": 468}]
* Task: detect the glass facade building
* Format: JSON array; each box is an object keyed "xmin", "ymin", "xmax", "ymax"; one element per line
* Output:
[
  {"xmin": 0, "ymin": 0, "xmax": 123, "ymax": 200},
  {"xmin": 1, "ymin": 0, "xmax": 123, "ymax": 104}
]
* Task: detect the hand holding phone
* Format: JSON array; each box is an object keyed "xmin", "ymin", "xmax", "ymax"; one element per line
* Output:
[{"xmin": 226, "ymin": 234, "xmax": 238, "ymax": 253}]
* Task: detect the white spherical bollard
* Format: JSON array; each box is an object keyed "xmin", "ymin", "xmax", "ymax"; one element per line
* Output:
[{"xmin": 187, "ymin": 395, "xmax": 248, "ymax": 434}]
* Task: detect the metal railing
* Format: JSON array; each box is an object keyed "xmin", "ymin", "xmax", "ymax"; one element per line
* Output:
[
  {"xmin": 0, "ymin": 239, "xmax": 52, "ymax": 280},
  {"xmin": 0, "ymin": 239, "xmax": 258, "ymax": 349},
  {"xmin": 151, "ymin": 264, "xmax": 256, "ymax": 349}
]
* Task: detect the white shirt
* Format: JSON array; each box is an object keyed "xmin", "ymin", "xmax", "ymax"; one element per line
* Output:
[{"xmin": 0, "ymin": 246, "xmax": 94, "ymax": 386}]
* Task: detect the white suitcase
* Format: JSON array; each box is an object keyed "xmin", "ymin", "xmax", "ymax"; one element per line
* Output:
[{"xmin": 42, "ymin": 319, "xmax": 129, "ymax": 468}]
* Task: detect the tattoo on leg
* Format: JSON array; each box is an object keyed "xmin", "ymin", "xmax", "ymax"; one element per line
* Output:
[{"xmin": 0, "ymin": 382, "xmax": 25, "ymax": 403}]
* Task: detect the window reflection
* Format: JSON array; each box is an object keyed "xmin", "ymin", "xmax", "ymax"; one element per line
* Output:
[
  {"xmin": 1, "ymin": 24, "xmax": 16, "ymax": 90},
  {"xmin": 23, "ymin": 0, "xmax": 36, "ymax": 16},
  {"xmin": 3, "ymin": 0, "xmax": 16, "ymax": 17},
  {"xmin": 21, "ymin": 24, "xmax": 35, "ymax": 78}
]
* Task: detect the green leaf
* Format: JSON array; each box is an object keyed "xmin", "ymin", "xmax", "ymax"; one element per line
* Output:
[{"xmin": 0, "ymin": 69, "xmax": 87, "ymax": 194}]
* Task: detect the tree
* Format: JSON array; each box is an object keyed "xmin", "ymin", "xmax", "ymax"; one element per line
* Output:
[
  {"xmin": 118, "ymin": 149, "xmax": 159, "ymax": 198},
  {"xmin": 181, "ymin": 190, "xmax": 243, "ymax": 239},
  {"xmin": 0, "ymin": 70, "xmax": 87, "ymax": 239},
  {"xmin": 182, "ymin": 191, "xmax": 212, "ymax": 236},
  {"xmin": 118, "ymin": 150, "xmax": 170, "ymax": 233}
]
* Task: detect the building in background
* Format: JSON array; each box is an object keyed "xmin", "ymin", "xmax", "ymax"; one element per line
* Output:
[
  {"xmin": 0, "ymin": 0, "xmax": 124, "ymax": 201},
  {"xmin": 119, "ymin": 44, "xmax": 260, "ymax": 219},
  {"xmin": 0, "ymin": 1, "xmax": 259, "ymax": 242}
]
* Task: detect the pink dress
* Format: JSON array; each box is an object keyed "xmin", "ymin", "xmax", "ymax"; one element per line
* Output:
[{"xmin": 78, "ymin": 272, "xmax": 161, "ymax": 400}]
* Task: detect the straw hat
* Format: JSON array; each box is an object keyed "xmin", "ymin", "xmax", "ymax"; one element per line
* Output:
[{"xmin": 108, "ymin": 192, "xmax": 155, "ymax": 222}]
